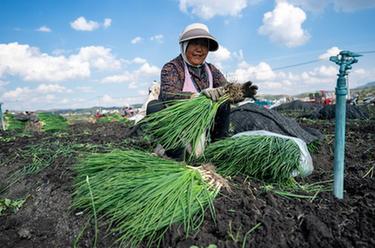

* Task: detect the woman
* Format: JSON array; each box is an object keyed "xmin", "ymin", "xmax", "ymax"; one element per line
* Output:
[
  {"xmin": 149, "ymin": 23, "xmax": 258, "ymax": 139},
  {"xmin": 159, "ymin": 23, "xmax": 227, "ymax": 102}
]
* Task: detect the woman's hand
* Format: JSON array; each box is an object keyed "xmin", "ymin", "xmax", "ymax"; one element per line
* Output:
[
  {"xmin": 201, "ymin": 87, "xmax": 226, "ymax": 101},
  {"xmin": 242, "ymin": 81, "xmax": 258, "ymax": 99}
]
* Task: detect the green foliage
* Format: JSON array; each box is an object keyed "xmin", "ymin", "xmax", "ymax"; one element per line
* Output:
[
  {"xmin": 37, "ymin": 112, "xmax": 68, "ymax": 132},
  {"xmin": 0, "ymin": 198, "xmax": 26, "ymax": 216},
  {"xmin": 307, "ymin": 140, "xmax": 321, "ymax": 154},
  {"xmin": 4, "ymin": 113, "xmax": 26, "ymax": 131},
  {"xmin": 96, "ymin": 113, "xmax": 130, "ymax": 124},
  {"xmin": 260, "ymin": 178, "xmax": 332, "ymax": 201},
  {"xmin": 203, "ymin": 135, "xmax": 301, "ymax": 183},
  {"xmin": 1, "ymin": 141, "xmax": 76, "ymax": 193},
  {"xmin": 141, "ymin": 95, "xmax": 228, "ymax": 158},
  {"xmin": 73, "ymin": 149, "xmax": 219, "ymax": 247}
]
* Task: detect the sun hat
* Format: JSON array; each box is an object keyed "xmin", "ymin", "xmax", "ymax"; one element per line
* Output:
[{"xmin": 179, "ymin": 23, "xmax": 219, "ymax": 51}]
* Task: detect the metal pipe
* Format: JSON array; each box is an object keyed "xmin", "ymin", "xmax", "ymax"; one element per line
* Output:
[
  {"xmin": 330, "ymin": 51, "xmax": 361, "ymax": 199},
  {"xmin": 333, "ymin": 71, "xmax": 347, "ymax": 199}
]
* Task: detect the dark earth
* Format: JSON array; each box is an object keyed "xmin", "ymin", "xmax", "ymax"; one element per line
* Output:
[{"xmin": 0, "ymin": 119, "xmax": 374, "ymax": 248}]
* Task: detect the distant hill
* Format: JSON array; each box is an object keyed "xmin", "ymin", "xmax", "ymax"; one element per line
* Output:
[
  {"xmin": 355, "ymin": 81, "xmax": 375, "ymax": 89},
  {"xmin": 40, "ymin": 104, "xmax": 141, "ymax": 115}
]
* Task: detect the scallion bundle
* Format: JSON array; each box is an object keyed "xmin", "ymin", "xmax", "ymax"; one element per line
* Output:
[
  {"xmin": 96, "ymin": 113, "xmax": 129, "ymax": 124},
  {"xmin": 203, "ymin": 135, "xmax": 301, "ymax": 182},
  {"xmin": 73, "ymin": 149, "xmax": 225, "ymax": 247},
  {"xmin": 141, "ymin": 95, "xmax": 228, "ymax": 158},
  {"xmin": 4, "ymin": 113, "xmax": 26, "ymax": 131},
  {"xmin": 37, "ymin": 112, "xmax": 68, "ymax": 132}
]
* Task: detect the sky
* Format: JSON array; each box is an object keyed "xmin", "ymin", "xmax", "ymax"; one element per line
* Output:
[{"xmin": 0, "ymin": 0, "xmax": 375, "ymax": 111}]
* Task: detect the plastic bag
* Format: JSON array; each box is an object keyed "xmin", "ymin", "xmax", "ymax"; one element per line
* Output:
[{"xmin": 233, "ymin": 130, "xmax": 313, "ymax": 177}]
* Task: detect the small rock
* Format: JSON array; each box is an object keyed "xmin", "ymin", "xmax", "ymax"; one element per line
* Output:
[{"xmin": 18, "ymin": 227, "xmax": 32, "ymax": 239}]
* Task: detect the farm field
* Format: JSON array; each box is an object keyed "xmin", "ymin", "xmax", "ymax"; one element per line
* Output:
[{"xmin": 0, "ymin": 119, "xmax": 374, "ymax": 248}]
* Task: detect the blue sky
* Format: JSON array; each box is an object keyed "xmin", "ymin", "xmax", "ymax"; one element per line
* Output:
[{"xmin": 1, "ymin": 0, "xmax": 375, "ymax": 111}]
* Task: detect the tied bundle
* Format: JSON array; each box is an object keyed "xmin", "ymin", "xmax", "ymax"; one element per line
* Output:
[
  {"xmin": 203, "ymin": 135, "xmax": 302, "ymax": 183},
  {"xmin": 96, "ymin": 113, "xmax": 129, "ymax": 124},
  {"xmin": 73, "ymin": 149, "xmax": 227, "ymax": 247},
  {"xmin": 141, "ymin": 95, "xmax": 228, "ymax": 158},
  {"xmin": 37, "ymin": 112, "xmax": 68, "ymax": 132},
  {"xmin": 141, "ymin": 83, "xmax": 243, "ymax": 158},
  {"xmin": 4, "ymin": 113, "xmax": 26, "ymax": 131}
]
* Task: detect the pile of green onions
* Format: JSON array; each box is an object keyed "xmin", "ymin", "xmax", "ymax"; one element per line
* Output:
[
  {"xmin": 203, "ymin": 135, "xmax": 302, "ymax": 183},
  {"xmin": 73, "ymin": 149, "xmax": 224, "ymax": 247},
  {"xmin": 4, "ymin": 113, "xmax": 26, "ymax": 131},
  {"xmin": 96, "ymin": 113, "xmax": 129, "ymax": 124},
  {"xmin": 141, "ymin": 95, "xmax": 228, "ymax": 158},
  {"xmin": 37, "ymin": 112, "xmax": 68, "ymax": 132}
]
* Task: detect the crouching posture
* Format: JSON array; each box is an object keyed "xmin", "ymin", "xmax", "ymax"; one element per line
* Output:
[{"xmin": 147, "ymin": 23, "xmax": 258, "ymax": 156}]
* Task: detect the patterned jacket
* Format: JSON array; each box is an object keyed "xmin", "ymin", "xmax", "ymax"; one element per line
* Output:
[{"xmin": 159, "ymin": 55, "xmax": 228, "ymax": 101}]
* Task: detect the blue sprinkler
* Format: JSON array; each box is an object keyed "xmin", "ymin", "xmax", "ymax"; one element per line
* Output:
[{"xmin": 329, "ymin": 51, "xmax": 362, "ymax": 199}]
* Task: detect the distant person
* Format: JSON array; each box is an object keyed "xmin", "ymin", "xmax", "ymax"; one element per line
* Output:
[{"xmin": 147, "ymin": 23, "xmax": 258, "ymax": 139}]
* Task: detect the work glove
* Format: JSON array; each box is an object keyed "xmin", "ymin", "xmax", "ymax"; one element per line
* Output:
[
  {"xmin": 242, "ymin": 81, "xmax": 258, "ymax": 99},
  {"xmin": 201, "ymin": 87, "xmax": 226, "ymax": 101}
]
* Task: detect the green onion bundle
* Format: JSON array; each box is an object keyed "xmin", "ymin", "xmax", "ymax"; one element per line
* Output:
[
  {"xmin": 141, "ymin": 95, "xmax": 228, "ymax": 157},
  {"xmin": 73, "ymin": 149, "xmax": 224, "ymax": 247},
  {"xmin": 96, "ymin": 113, "xmax": 129, "ymax": 124},
  {"xmin": 4, "ymin": 113, "xmax": 26, "ymax": 131},
  {"xmin": 203, "ymin": 135, "xmax": 301, "ymax": 182},
  {"xmin": 37, "ymin": 112, "xmax": 68, "ymax": 132}
]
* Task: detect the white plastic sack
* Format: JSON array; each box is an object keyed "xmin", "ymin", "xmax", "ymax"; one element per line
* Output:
[
  {"xmin": 134, "ymin": 82, "xmax": 160, "ymax": 124},
  {"xmin": 233, "ymin": 130, "xmax": 313, "ymax": 177}
]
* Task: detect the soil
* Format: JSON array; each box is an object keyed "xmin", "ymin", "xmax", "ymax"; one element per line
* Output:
[{"xmin": 0, "ymin": 120, "xmax": 374, "ymax": 248}]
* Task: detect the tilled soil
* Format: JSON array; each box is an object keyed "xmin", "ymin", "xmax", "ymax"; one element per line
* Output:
[{"xmin": 0, "ymin": 121, "xmax": 374, "ymax": 248}]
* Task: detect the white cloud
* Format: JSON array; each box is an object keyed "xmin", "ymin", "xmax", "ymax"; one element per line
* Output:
[
  {"xmin": 70, "ymin": 17, "xmax": 100, "ymax": 31},
  {"xmin": 103, "ymin": 18, "xmax": 112, "ymax": 28},
  {"xmin": 208, "ymin": 45, "xmax": 231, "ymax": 63},
  {"xmin": 2, "ymin": 87, "xmax": 32, "ymax": 101},
  {"xmin": 333, "ymin": 0, "xmax": 375, "ymax": 12},
  {"xmin": 232, "ymin": 49, "xmax": 245, "ymax": 61},
  {"xmin": 128, "ymin": 82, "xmax": 138, "ymax": 89},
  {"xmin": 131, "ymin": 36, "xmax": 143, "ymax": 44},
  {"xmin": 76, "ymin": 86, "xmax": 94, "ymax": 93},
  {"xmin": 100, "ymin": 94, "xmax": 117, "ymax": 104},
  {"xmin": 289, "ymin": 0, "xmax": 375, "ymax": 12},
  {"xmin": 101, "ymin": 71, "xmax": 136, "ymax": 84},
  {"xmin": 132, "ymin": 57, "xmax": 147, "ymax": 64},
  {"xmin": 150, "ymin": 34, "xmax": 164, "ymax": 43},
  {"xmin": 0, "ymin": 79, "xmax": 8, "ymax": 87},
  {"xmin": 100, "ymin": 62, "xmax": 160, "ymax": 84},
  {"xmin": 207, "ymin": 45, "xmax": 231, "ymax": 70},
  {"xmin": 137, "ymin": 62, "xmax": 160, "ymax": 76},
  {"xmin": 0, "ymin": 43, "xmax": 90, "ymax": 81},
  {"xmin": 0, "ymin": 43, "xmax": 121, "ymax": 82},
  {"xmin": 258, "ymin": 1, "xmax": 310, "ymax": 47},
  {"xmin": 36, "ymin": 26, "xmax": 51, "ymax": 32},
  {"xmin": 225, "ymin": 58, "xmax": 359, "ymax": 94},
  {"xmin": 98, "ymin": 94, "xmax": 137, "ymax": 107},
  {"xmin": 72, "ymin": 46, "xmax": 122, "ymax": 70},
  {"xmin": 137, "ymin": 90, "xmax": 148, "ymax": 96},
  {"xmin": 229, "ymin": 61, "xmax": 276, "ymax": 82},
  {"xmin": 70, "ymin": 17, "xmax": 112, "ymax": 31},
  {"xmin": 319, "ymin": 47, "xmax": 341, "ymax": 60},
  {"xmin": 36, "ymin": 84, "xmax": 70, "ymax": 93},
  {"xmin": 1, "ymin": 83, "xmax": 71, "ymax": 102},
  {"xmin": 179, "ymin": 0, "xmax": 254, "ymax": 19}
]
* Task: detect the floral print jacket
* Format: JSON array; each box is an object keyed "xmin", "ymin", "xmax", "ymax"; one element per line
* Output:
[{"xmin": 159, "ymin": 55, "xmax": 228, "ymax": 101}]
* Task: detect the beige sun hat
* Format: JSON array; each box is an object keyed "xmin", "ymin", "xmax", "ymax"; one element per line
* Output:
[{"xmin": 179, "ymin": 23, "xmax": 219, "ymax": 51}]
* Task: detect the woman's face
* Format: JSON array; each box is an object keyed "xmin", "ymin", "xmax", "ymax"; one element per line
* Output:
[{"xmin": 186, "ymin": 39, "xmax": 209, "ymax": 66}]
